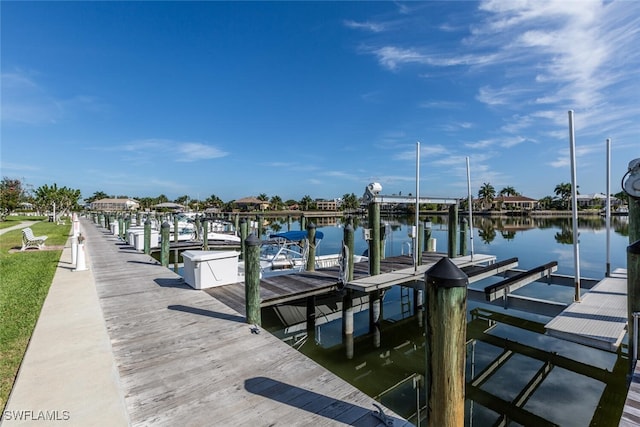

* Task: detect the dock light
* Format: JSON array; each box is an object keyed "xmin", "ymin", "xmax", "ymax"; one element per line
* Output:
[{"xmin": 623, "ymin": 158, "xmax": 640, "ymax": 199}]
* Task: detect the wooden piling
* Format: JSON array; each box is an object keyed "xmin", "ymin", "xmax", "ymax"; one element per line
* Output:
[
  {"xmin": 173, "ymin": 215, "xmax": 179, "ymax": 243},
  {"xmin": 160, "ymin": 222, "xmax": 170, "ymax": 267},
  {"xmin": 194, "ymin": 216, "xmax": 201, "ymax": 241},
  {"xmin": 424, "ymin": 221, "xmax": 432, "ymax": 252},
  {"xmin": 425, "ymin": 258, "xmax": 468, "ymax": 427},
  {"xmin": 257, "ymin": 215, "xmax": 264, "ymax": 238},
  {"xmin": 239, "ymin": 219, "xmax": 248, "ymax": 260},
  {"xmin": 306, "ymin": 223, "xmax": 316, "ymax": 272},
  {"xmin": 629, "ymin": 240, "xmax": 640, "ymax": 365},
  {"xmin": 306, "ymin": 295, "xmax": 316, "ymax": 342},
  {"xmin": 202, "ymin": 218, "xmax": 209, "ymax": 250},
  {"xmin": 144, "ymin": 219, "xmax": 151, "ymax": 255},
  {"xmin": 460, "ymin": 218, "xmax": 468, "ymax": 256},
  {"xmin": 244, "ymin": 233, "xmax": 261, "ymax": 326},
  {"xmin": 631, "ymin": 197, "xmax": 640, "ymax": 244},
  {"xmin": 300, "ymin": 214, "xmax": 306, "ymax": 231},
  {"xmin": 417, "ymin": 222, "xmax": 424, "ymax": 265},
  {"xmin": 369, "ymin": 290, "xmax": 381, "ymax": 348},
  {"xmin": 344, "ymin": 222, "xmax": 355, "ymax": 282},
  {"xmin": 118, "ymin": 215, "xmax": 124, "ymax": 240},
  {"xmin": 368, "ymin": 202, "xmax": 381, "ymax": 276},
  {"xmin": 448, "ymin": 204, "xmax": 459, "ymax": 258}
]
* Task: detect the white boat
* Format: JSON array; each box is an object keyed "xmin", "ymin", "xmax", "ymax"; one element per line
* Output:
[
  {"xmin": 239, "ymin": 230, "xmax": 367, "ymax": 278},
  {"xmin": 165, "ymin": 215, "xmax": 240, "ymax": 244}
]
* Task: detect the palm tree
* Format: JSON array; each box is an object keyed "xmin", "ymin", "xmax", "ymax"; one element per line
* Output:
[
  {"xmin": 554, "ymin": 183, "xmax": 573, "ymax": 210},
  {"xmin": 341, "ymin": 193, "xmax": 359, "ymax": 211},
  {"xmin": 257, "ymin": 193, "xmax": 269, "ymax": 201},
  {"xmin": 499, "ymin": 186, "xmax": 520, "ymax": 197},
  {"xmin": 270, "ymin": 195, "xmax": 283, "ymax": 211},
  {"xmin": 478, "ymin": 182, "xmax": 496, "ymax": 210},
  {"xmin": 300, "ymin": 195, "xmax": 313, "ymax": 211}
]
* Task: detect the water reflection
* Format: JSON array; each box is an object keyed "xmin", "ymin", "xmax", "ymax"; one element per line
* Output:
[{"xmin": 262, "ymin": 285, "xmax": 627, "ymax": 426}]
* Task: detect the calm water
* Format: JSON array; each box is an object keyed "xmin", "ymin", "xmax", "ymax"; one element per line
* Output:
[{"xmin": 259, "ymin": 214, "xmax": 631, "ymax": 426}]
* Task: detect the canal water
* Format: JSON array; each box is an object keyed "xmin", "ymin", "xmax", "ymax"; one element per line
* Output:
[{"xmin": 257, "ymin": 214, "xmax": 631, "ymax": 426}]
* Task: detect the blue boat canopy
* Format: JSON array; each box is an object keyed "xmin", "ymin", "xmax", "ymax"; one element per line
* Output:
[{"xmin": 269, "ymin": 230, "xmax": 324, "ymax": 241}]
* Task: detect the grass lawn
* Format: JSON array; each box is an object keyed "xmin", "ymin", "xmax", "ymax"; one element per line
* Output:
[{"xmin": 0, "ymin": 219, "xmax": 70, "ymax": 410}]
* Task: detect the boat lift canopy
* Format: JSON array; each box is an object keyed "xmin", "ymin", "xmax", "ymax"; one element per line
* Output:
[{"xmin": 362, "ymin": 182, "xmax": 458, "ymax": 205}]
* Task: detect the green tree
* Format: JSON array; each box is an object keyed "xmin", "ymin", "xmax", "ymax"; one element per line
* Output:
[
  {"xmin": 614, "ymin": 190, "xmax": 629, "ymax": 205},
  {"xmin": 0, "ymin": 177, "xmax": 26, "ymax": 220},
  {"xmin": 499, "ymin": 186, "xmax": 520, "ymax": 197},
  {"xmin": 538, "ymin": 196, "xmax": 554, "ymax": 210},
  {"xmin": 174, "ymin": 195, "xmax": 190, "ymax": 205},
  {"xmin": 206, "ymin": 194, "xmax": 224, "ymax": 209},
  {"xmin": 257, "ymin": 193, "xmax": 269, "ymax": 201},
  {"xmin": 270, "ymin": 195, "xmax": 283, "ymax": 211},
  {"xmin": 341, "ymin": 193, "xmax": 359, "ymax": 211},
  {"xmin": 478, "ymin": 182, "xmax": 496, "ymax": 210},
  {"xmin": 84, "ymin": 190, "xmax": 110, "ymax": 204},
  {"xmin": 300, "ymin": 195, "xmax": 313, "ymax": 211},
  {"xmin": 554, "ymin": 183, "xmax": 573, "ymax": 210},
  {"xmin": 136, "ymin": 197, "xmax": 155, "ymax": 211},
  {"xmin": 33, "ymin": 183, "xmax": 81, "ymax": 219}
]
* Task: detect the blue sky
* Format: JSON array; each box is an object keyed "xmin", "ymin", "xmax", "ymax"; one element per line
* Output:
[{"xmin": 2, "ymin": 1, "xmax": 639, "ymax": 203}]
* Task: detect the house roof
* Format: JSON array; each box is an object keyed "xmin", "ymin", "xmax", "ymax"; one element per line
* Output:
[
  {"xmin": 235, "ymin": 197, "xmax": 268, "ymax": 204},
  {"xmin": 93, "ymin": 198, "xmax": 139, "ymax": 204}
]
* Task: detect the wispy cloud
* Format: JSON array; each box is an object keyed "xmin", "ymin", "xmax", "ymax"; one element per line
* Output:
[
  {"xmin": 370, "ymin": 46, "xmax": 498, "ymax": 71},
  {"xmin": 177, "ymin": 142, "xmax": 228, "ymax": 162},
  {"xmin": 100, "ymin": 138, "xmax": 229, "ymax": 163},
  {"xmin": 1, "ymin": 69, "xmax": 107, "ymax": 125},
  {"xmin": 344, "ymin": 19, "xmax": 386, "ymax": 33}
]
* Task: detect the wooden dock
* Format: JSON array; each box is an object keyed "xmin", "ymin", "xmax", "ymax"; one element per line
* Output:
[
  {"xmin": 82, "ymin": 219, "xmax": 410, "ymax": 426},
  {"xmin": 346, "ymin": 254, "xmax": 496, "ymax": 292},
  {"xmin": 621, "ymin": 361, "xmax": 640, "ymax": 426},
  {"xmin": 545, "ymin": 268, "xmax": 628, "ymax": 352},
  {"xmin": 205, "ymin": 252, "xmax": 495, "ymax": 315}
]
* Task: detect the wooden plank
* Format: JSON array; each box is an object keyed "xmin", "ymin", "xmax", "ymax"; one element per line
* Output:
[
  {"xmin": 80, "ymin": 219, "xmax": 410, "ymax": 426},
  {"xmin": 545, "ymin": 268, "xmax": 627, "ymax": 352},
  {"xmin": 621, "ymin": 360, "xmax": 640, "ymax": 427}
]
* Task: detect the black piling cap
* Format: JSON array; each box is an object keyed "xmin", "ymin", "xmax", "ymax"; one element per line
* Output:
[
  {"xmin": 425, "ymin": 257, "xmax": 468, "ymax": 289},
  {"xmin": 307, "ymin": 222, "xmax": 316, "ymax": 230},
  {"xmin": 245, "ymin": 233, "xmax": 260, "ymax": 247},
  {"xmin": 629, "ymin": 239, "xmax": 640, "ymax": 255}
]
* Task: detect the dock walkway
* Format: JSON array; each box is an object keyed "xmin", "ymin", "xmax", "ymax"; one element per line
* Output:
[
  {"xmin": 77, "ymin": 219, "xmax": 411, "ymax": 426},
  {"xmin": 545, "ymin": 268, "xmax": 628, "ymax": 352},
  {"xmin": 205, "ymin": 252, "xmax": 495, "ymax": 315}
]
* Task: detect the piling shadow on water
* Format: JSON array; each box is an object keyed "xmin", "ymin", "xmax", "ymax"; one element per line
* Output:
[
  {"xmin": 244, "ymin": 376, "xmax": 405, "ymax": 426},
  {"xmin": 168, "ymin": 304, "xmax": 245, "ymax": 323}
]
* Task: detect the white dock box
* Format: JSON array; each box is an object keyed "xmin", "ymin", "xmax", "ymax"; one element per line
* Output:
[
  {"xmin": 129, "ymin": 228, "xmax": 159, "ymax": 250},
  {"xmin": 181, "ymin": 250, "xmax": 240, "ymax": 289}
]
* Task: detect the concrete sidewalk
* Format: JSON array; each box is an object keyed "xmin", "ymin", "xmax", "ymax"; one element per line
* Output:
[{"xmin": 1, "ymin": 227, "xmax": 130, "ymax": 426}]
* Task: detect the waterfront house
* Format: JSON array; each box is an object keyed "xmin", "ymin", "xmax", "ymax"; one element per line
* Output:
[
  {"xmin": 491, "ymin": 196, "xmax": 538, "ymax": 211},
  {"xmin": 90, "ymin": 198, "xmax": 140, "ymax": 212},
  {"xmin": 235, "ymin": 197, "xmax": 270, "ymax": 212},
  {"xmin": 575, "ymin": 193, "xmax": 622, "ymax": 209},
  {"xmin": 315, "ymin": 199, "xmax": 338, "ymax": 211}
]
